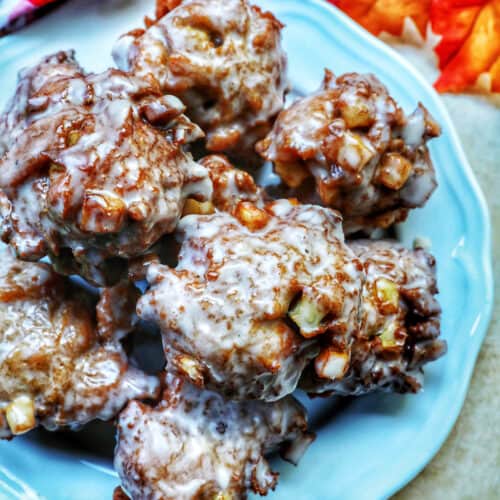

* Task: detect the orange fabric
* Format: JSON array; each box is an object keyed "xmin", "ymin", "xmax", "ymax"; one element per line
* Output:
[
  {"xmin": 430, "ymin": 1, "xmax": 483, "ymax": 67},
  {"xmin": 331, "ymin": 0, "xmax": 500, "ymax": 93},
  {"xmin": 433, "ymin": 0, "xmax": 500, "ymax": 92},
  {"xmin": 332, "ymin": 0, "xmax": 430, "ymax": 37},
  {"xmin": 489, "ymin": 56, "xmax": 500, "ymax": 91}
]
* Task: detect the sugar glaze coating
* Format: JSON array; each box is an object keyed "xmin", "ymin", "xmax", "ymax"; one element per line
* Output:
[
  {"xmin": 113, "ymin": 0, "xmax": 288, "ymax": 157},
  {"xmin": 114, "ymin": 374, "xmax": 313, "ymax": 499},
  {"xmin": 137, "ymin": 200, "xmax": 363, "ymax": 401},
  {"xmin": 200, "ymin": 154, "xmax": 265, "ymax": 212},
  {"xmin": 0, "ymin": 247, "xmax": 159, "ymax": 439},
  {"xmin": 0, "ymin": 51, "xmax": 211, "ymax": 285},
  {"xmin": 303, "ymin": 240, "xmax": 446, "ymax": 395},
  {"xmin": 257, "ymin": 71, "xmax": 440, "ymax": 233}
]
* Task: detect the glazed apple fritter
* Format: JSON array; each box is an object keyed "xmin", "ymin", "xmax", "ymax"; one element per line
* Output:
[
  {"xmin": 114, "ymin": 374, "xmax": 314, "ymax": 500},
  {"xmin": 0, "ymin": 247, "xmax": 158, "ymax": 439},
  {"xmin": 113, "ymin": 0, "xmax": 288, "ymax": 159},
  {"xmin": 303, "ymin": 240, "xmax": 447, "ymax": 395},
  {"xmin": 257, "ymin": 71, "xmax": 441, "ymax": 233},
  {"xmin": 137, "ymin": 150, "xmax": 446, "ymax": 399},
  {"xmin": 137, "ymin": 199, "xmax": 363, "ymax": 401},
  {"xmin": 0, "ymin": 50, "xmax": 211, "ymax": 285}
]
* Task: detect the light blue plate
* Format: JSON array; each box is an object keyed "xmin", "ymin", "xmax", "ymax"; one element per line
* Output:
[{"xmin": 0, "ymin": 1, "xmax": 493, "ymax": 499}]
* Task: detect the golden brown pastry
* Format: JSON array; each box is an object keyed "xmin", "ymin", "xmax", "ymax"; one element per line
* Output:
[
  {"xmin": 199, "ymin": 154, "xmax": 265, "ymax": 212},
  {"xmin": 113, "ymin": 0, "xmax": 288, "ymax": 159},
  {"xmin": 257, "ymin": 71, "xmax": 440, "ymax": 233},
  {"xmin": 0, "ymin": 51, "xmax": 211, "ymax": 285},
  {"xmin": 114, "ymin": 374, "xmax": 313, "ymax": 499},
  {"xmin": 302, "ymin": 240, "xmax": 446, "ymax": 395},
  {"xmin": 0, "ymin": 247, "xmax": 159, "ymax": 439},
  {"xmin": 137, "ymin": 199, "xmax": 363, "ymax": 401}
]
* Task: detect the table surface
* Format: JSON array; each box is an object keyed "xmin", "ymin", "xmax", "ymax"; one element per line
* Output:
[{"xmin": 387, "ymin": 44, "xmax": 500, "ymax": 499}]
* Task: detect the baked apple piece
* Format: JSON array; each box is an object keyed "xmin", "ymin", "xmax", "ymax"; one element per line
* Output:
[{"xmin": 201, "ymin": 154, "xmax": 266, "ymax": 210}]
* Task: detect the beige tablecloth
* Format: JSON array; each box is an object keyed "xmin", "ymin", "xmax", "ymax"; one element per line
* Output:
[{"xmin": 387, "ymin": 45, "xmax": 500, "ymax": 499}]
